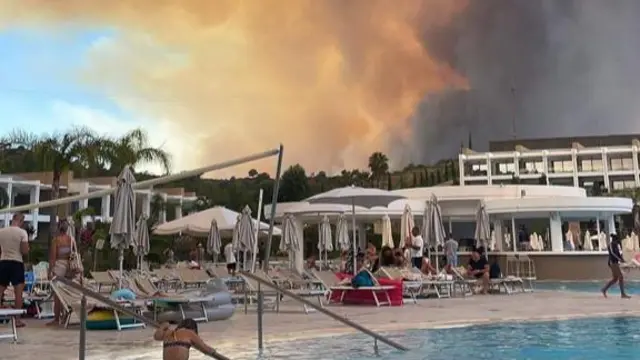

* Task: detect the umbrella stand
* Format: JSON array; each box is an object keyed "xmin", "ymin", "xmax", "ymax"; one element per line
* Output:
[
  {"xmin": 351, "ymin": 198, "xmax": 357, "ymax": 275},
  {"xmin": 251, "ymin": 189, "xmax": 264, "ymax": 273},
  {"xmin": 118, "ymin": 247, "xmax": 124, "ymax": 289}
]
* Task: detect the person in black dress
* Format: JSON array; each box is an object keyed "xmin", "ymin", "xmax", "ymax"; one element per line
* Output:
[{"xmin": 601, "ymin": 234, "xmax": 631, "ymax": 298}]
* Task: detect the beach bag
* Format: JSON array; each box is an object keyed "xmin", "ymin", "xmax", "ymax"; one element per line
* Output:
[
  {"xmin": 69, "ymin": 236, "xmax": 84, "ymax": 275},
  {"xmin": 351, "ymin": 270, "xmax": 374, "ymax": 288}
]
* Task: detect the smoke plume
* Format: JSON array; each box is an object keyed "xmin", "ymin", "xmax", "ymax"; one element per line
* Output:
[
  {"xmin": 409, "ymin": 0, "xmax": 640, "ymax": 163},
  {"xmin": 3, "ymin": 1, "xmax": 639, "ymax": 174},
  {"xmin": 0, "ymin": 0, "xmax": 466, "ymax": 175}
]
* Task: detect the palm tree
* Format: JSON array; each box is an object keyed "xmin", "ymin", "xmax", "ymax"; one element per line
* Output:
[
  {"xmin": 148, "ymin": 193, "xmax": 167, "ymax": 229},
  {"xmin": 103, "ymin": 128, "xmax": 171, "ymax": 175},
  {"xmin": 1, "ymin": 127, "xmax": 105, "ymax": 246},
  {"xmin": 368, "ymin": 152, "xmax": 389, "ymax": 188}
]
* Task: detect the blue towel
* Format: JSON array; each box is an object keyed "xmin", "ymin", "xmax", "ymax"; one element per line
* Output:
[{"xmin": 111, "ymin": 288, "xmax": 136, "ymax": 300}]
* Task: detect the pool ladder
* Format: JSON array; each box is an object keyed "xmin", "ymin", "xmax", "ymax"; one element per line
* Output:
[{"xmin": 241, "ymin": 271, "xmax": 409, "ymax": 356}]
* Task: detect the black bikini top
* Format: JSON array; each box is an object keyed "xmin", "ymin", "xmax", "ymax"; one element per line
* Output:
[{"xmin": 163, "ymin": 331, "xmax": 191, "ymax": 349}]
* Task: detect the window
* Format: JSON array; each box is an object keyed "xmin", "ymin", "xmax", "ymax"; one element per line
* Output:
[
  {"xmin": 580, "ymin": 158, "xmax": 604, "ymax": 172},
  {"xmin": 520, "ymin": 160, "xmax": 543, "ymax": 173},
  {"xmin": 612, "ymin": 180, "xmax": 636, "ymax": 190},
  {"xmin": 610, "ymin": 157, "xmax": 633, "ymax": 171},
  {"xmin": 465, "ymin": 163, "xmax": 487, "ymax": 176},
  {"xmin": 496, "ymin": 162, "xmax": 515, "ymax": 175},
  {"xmin": 551, "ymin": 159, "xmax": 573, "ymax": 173},
  {"xmin": 592, "ymin": 159, "xmax": 603, "ymax": 171}
]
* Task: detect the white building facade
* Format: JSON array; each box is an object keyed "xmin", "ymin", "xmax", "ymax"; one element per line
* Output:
[
  {"xmin": 458, "ymin": 144, "xmax": 640, "ymax": 191},
  {"xmin": 0, "ymin": 175, "xmax": 197, "ymax": 236}
]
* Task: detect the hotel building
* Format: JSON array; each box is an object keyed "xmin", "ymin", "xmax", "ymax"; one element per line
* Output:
[
  {"xmin": 0, "ymin": 170, "xmax": 197, "ymax": 239},
  {"xmin": 458, "ymin": 135, "xmax": 640, "ymax": 191}
]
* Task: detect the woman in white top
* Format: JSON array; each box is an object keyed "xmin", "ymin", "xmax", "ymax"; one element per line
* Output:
[
  {"xmin": 224, "ymin": 242, "xmax": 236, "ymax": 275},
  {"xmin": 409, "ymin": 227, "xmax": 424, "ymax": 269}
]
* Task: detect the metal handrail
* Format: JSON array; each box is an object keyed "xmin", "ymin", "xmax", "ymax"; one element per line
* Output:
[
  {"xmin": 51, "ymin": 277, "xmax": 231, "ymax": 360},
  {"xmin": 240, "ymin": 271, "xmax": 409, "ymax": 353}
]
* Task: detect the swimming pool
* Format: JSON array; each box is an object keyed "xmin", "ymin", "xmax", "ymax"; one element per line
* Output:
[
  {"xmin": 196, "ymin": 316, "xmax": 640, "ymax": 359},
  {"xmin": 536, "ymin": 280, "xmax": 640, "ymax": 294}
]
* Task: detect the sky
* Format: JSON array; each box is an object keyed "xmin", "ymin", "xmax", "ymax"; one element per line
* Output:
[
  {"xmin": 4, "ymin": 2, "xmax": 640, "ymax": 178},
  {"xmin": 0, "ymin": 27, "xmax": 181, "ymax": 175},
  {"xmin": 0, "ymin": 1, "xmax": 470, "ymax": 179}
]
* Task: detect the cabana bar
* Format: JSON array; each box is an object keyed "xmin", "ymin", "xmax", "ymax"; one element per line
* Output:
[{"xmin": 265, "ymin": 185, "xmax": 634, "ymax": 281}]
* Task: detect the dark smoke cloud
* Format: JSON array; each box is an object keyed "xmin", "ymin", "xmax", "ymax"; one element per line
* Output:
[{"xmin": 405, "ymin": 0, "xmax": 640, "ymax": 164}]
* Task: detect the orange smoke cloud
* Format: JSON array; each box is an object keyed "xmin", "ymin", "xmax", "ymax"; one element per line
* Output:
[{"xmin": 0, "ymin": 0, "xmax": 467, "ymax": 176}]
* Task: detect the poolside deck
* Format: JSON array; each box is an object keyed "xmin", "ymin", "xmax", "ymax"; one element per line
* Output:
[{"xmin": 5, "ymin": 290, "xmax": 640, "ymax": 359}]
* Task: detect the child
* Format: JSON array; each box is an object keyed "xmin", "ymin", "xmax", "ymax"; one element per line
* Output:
[{"xmin": 154, "ymin": 319, "xmax": 224, "ymax": 359}]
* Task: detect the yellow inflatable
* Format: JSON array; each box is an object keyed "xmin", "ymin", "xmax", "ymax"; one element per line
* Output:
[{"xmin": 86, "ymin": 309, "xmax": 136, "ymax": 330}]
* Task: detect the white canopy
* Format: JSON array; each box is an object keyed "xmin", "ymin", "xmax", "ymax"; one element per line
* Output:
[{"xmin": 154, "ymin": 206, "xmax": 282, "ymax": 237}]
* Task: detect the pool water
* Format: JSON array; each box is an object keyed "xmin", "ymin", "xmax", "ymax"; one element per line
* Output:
[
  {"xmin": 198, "ymin": 316, "xmax": 640, "ymax": 359},
  {"xmin": 536, "ymin": 280, "xmax": 640, "ymax": 294}
]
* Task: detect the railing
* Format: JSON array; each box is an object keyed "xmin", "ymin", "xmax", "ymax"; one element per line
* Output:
[
  {"xmin": 240, "ymin": 271, "xmax": 409, "ymax": 355},
  {"xmin": 52, "ymin": 277, "xmax": 232, "ymax": 360}
]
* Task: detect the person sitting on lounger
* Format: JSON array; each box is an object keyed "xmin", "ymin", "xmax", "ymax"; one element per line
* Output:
[
  {"xmin": 154, "ymin": 319, "xmax": 222, "ymax": 359},
  {"xmin": 421, "ymin": 257, "xmax": 437, "ymax": 275},
  {"xmin": 306, "ymin": 255, "xmax": 320, "ymax": 271},
  {"xmin": 378, "ymin": 246, "xmax": 395, "ymax": 268},
  {"xmin": 467, "ymin": 249, "xmax": 490, "ymax": 294}
]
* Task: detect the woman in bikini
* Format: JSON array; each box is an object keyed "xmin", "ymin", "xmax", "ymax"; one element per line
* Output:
[
  {"xmin": 154, "ymin": 319, "xmax": 223, "ymax": 359},
  {"xmin": 46, "ymin": 220, "xmax": 74, "ymax": 326}
]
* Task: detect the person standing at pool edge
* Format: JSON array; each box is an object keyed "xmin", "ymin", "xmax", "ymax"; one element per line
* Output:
[
  {"xmin": 601, "ymin": 234, "xmax": 631, "ymax": 299},
  {"xmin": 0, "ymin": 213, "xmax": 29, "ymax": 327}
]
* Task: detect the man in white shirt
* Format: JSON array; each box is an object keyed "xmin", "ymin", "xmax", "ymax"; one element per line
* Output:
[
  {"xmin": 0, "ymin": 213, "xmax": 29, "ymax": 327},
  {"xmin": 224, "ymin": 242, "xmax": 237, "ymax": 275},
  {"xmin": 410, "ymin": 226, "xmax": 424, "ymax": 269}
]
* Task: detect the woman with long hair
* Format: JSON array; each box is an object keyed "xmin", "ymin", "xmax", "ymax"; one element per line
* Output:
[{"xmin": 46, "ymin": 219, "xmax": 74, "ymax": 326}]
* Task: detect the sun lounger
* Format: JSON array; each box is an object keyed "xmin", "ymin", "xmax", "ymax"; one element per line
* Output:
[
  {"xmin": 252, "ymin": 269, "xmax": 326, "ymax": 314},
  {"xmin": 404, "ymin": 267, "xmax": 454, "ymax": 298},
  {"xmin": 90, "ymin": 271, "xmax": 117, "ymax": 293},
  {"xmin": 273, "ymin": 268, "xmax": 323, "ymax": 289},
  {"xmin": 175, "ymin": 268, "xmax": 211, "ymax": 288},
  {"xmin": 51, "ymin": 280, "xmax": 146, "ymax": 331},
  {"xmin": 312, "ymin": 269, "xmax": 394, "ymax": 307},
  {"xmin": 153, "ymin": 268, "xmax": 182, "ymax": 290},
  {"xmin": 0, "ymin": 309, "xmax": 25, "ymax": 342},
  {"xmin": 376, "ymin": 267, "xmax": 422, "ymax": 304},
  {"xmin": 32, "ymin": 262, "xmax": 51, "ymax": 293}
]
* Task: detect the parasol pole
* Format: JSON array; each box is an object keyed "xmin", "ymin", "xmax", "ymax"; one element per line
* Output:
[
  {"xmin": 251, "ymin": 189, "xmax": 264, "ymax": 273},
  {"xmin": 351, "ymin": 198, "xmax": 357, "ymax": 275}
]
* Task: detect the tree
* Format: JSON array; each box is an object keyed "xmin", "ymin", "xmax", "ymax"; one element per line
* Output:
[
  {"xmin": 248, "ymin": 169, "xmax": 258, "ymax": 178},
  {"xmin": 148, "ymin": 193, "xmax": 167, "ymax": 229},
  {"xmin": 1, "ymin": 127, "xmax": 105, "ymax": 246},
  {"xmin": 279, "ymin": 164, "xmax": 309, "ymax": 202},
  {"xmin": 412, "ymin": 172, "xmax": 418, "ymax": 187},
  {"xmin": 434, "ymin": 170, "xmax": 442, "ymax": 185},
  {"xmin": 386, "ymin": 173, "xmax": 392, "ymax": 190},
  {"xmin": 0, "ymin": 186, "xmax": 8, "ymax": 209},
  {"xmin": 368, "ymin": 152, "xmax": 389, "ymax": 187},
  {"xmin": 102, "ymin": 128, "xmax": 171, "ymax": 175}
]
